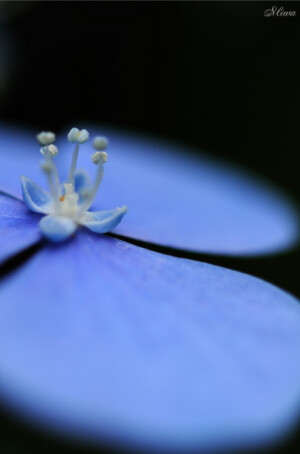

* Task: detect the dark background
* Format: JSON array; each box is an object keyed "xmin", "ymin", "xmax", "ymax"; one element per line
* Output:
[{"xmin": 0, "ymin": 1, "xmax": 299, "ymax": 453}]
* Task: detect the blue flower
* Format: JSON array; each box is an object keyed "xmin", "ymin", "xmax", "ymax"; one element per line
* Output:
[
  {"xmin": 21, "ymin": 128, "xmax": 127, "ymax": 242},
  {"xmin": 0, "ymin": 125, "xmax": 300, "ymax": 453}
]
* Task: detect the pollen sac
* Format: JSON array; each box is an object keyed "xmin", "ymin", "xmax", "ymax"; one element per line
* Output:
[
  {"xmin": 92, "ymin": 151, "xmax": 108, "ymax": 164},
  {"xmin": 68, "ymin": 127, "xmax": 89, "ymax": 144},
  {"xmin": 37, "ymin": 131, "xmax": 56, "ymax": 146},
  {"xmin": 40, "ymin": 144, "xmax": 58, "ymax": 157},
  {"xmin": 77, "ymin": 129, "xmax": 89, "ymax": 144},
  {"xmin": 93, "ymin": 136, "xmax": 108, "ymax": 151},
  {"xmin": 68, "ymin": 128, "xmax": 79, "ymax": 143}
]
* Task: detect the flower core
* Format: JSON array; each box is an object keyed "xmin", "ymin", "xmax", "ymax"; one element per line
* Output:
[{"xmin": 21, "ymin": 128, "xmax": 127, "ymax": 242}]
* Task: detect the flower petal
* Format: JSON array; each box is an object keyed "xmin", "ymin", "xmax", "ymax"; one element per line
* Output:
[
  {"xmin": 79, "ymin": 206, "xmax": 128, "ymax": 233},
  {"xmin": 74, "ymin": 169, "xmax": 91, "ymax": 193},
  {"xmin": 74, "ymin": 170, "xmax": 92, "ymax": 204},
  {"xmin": 39, "ymin": 215, "xmax": 77, "ymax": 242},
  {"xmin": 21, "ymin": 176, "xmax": 54, "ymax": 214},
  {"xmin": 1, "ymin": 124, "xmax": 298, "ymax": 256},
  {"xmin": 0, "ymin": 232, "xmax": 299, "ymax": 451},
  {"xmin": 0, "ymin": 192, "xmax": 41, "ymax": 264},
  {"xmin": 63, "ymin": 126, "xmax": 299, "ymax": 257}
]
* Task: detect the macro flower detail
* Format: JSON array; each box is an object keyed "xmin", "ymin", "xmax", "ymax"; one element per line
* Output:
[
  {"xmin": 20, "ymin": 128, "xmax": 127, "ymax": 242},
  {"xmin": 0, "ymin": 125, "xmax": 299, "ymax": 453}
]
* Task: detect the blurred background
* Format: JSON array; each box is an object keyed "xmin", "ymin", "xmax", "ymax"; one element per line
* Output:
[{"xmin": 0, "ymin": 1, "xmax": 299, "ymax": 453}]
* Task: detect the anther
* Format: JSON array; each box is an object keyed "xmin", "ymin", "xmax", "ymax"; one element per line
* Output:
[
  {"xmin": 93, "ymin": 136, "xmax": 108, "ymax": 151},
  {"xmin": 68, "ymin": 127, "xmax": 89, "ymax": 144},
  {"xmin": 37, "ymin": 131, "xmax": 56, "ymax": 146},
  {"xmin": 40, "ymin": 145, "xmax": 59, "ymax": 158},
  {"xmin": 92, "ymin": 151, "xmax": 108, "ymax": 164},
  {"xmin": 67, "ymin": 127, "xmax": 89, "ymax": 186},
  {"xmin": 79, "ymin": 151, "xmax": 108, "ymax": 214}
]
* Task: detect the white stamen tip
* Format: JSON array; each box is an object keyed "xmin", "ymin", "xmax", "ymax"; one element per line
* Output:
[
  {"xmin": 93, "ymin": 136, "xmax": 108, "ymax": 151},
  {"xmin": 48, "ymin": 144, "xmax": 59, "ymax": 157},
  {"xmin": 77, "ymin": 129, "xmax": 89, "ymax": 144},
  {"xmin": 68, "ymin": 127, "xmax": 89, "ymax": 144},
  {"xmin": 92, "ymin": 151, "xmax": 108, "ymax": 164},
  {"xmin": 68, "ymin": 127, "xmax": 79, "ymax": 143},
  {"xmin": 40, "ymin": 144, "xmax": 59, "ymax": 157},
  {"xmin": 37, "ymin": 131, "xmax": 56, "ymax": 146}
]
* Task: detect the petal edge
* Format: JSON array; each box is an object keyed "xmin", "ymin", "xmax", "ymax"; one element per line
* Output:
[
  {"xmin": 39, "ymin": 215, "xmax": 77, "ymax": 242},
  {"xmin": 80, "ymin": 206, "xmax": 128, "ymax": 233},
  {"xmin": 21, "ymin": 176, "xmax": 54, "ymax": 215}
]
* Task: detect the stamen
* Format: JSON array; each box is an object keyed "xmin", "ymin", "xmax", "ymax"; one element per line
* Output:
[
  {"xmin": 67, "ymin": 142, "xmax": 80, "ymax": 185},
  {"xmin": 79, "ymin": 152, "xmax": 108, "ymax": 213},
  {"xmin": 41, "ymin": 160, "xmax": 60, "ymax": 203},
  {"xmin": 40, "ymin": 145, "xmax": 61, "ymax": 203},
  {"xmin": 40, "ymin": 161, "xmax": 52, "ymax": 173},
  {"xmin": 30, "ymin": 128, "xmax": 126, "ymax": 231},
  {"xmin": 67, "ymin": 127, "xmax": 90, "ymax": 186}
]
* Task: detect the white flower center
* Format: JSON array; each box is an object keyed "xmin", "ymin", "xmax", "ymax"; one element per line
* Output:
[
  {"xmin": 38, "ymin": 129, "xmax": 109, "ymax": 223},
  {"xmin": 57, "ymin": 184, "xmax": 80, "ymax": 219}
]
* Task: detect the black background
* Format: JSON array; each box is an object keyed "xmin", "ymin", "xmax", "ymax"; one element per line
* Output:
[{"xmin": 0, "ymin": 1, "xmax": 299, "ymax": 453}]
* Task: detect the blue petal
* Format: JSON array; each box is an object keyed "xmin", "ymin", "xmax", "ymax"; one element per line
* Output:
[
  {"xmin": 21, "ymin": 176, "xmax": 54, "ymax": 214},
  {"xmin": 62, "ymin": 126, "xmax": 299, "ymax": 256},
  {"xmin": 39, "ymin": 215, "xmax": 77, "ymax": 242},
  {"xmin": 1, "ymin": 124, "xmax": 298, "ymax": 256},
  {"xmin": 0, "ymin": 231, "xmax": 299, "ymax": 451},
  {"xmin": 74, "ymin": 170, "xmax": 92, "ymax": 194},
  {"xmin": 0, "ymin": 192, "xmax": 41, "ymax": 264},
  {"xmin": 80, "ymin": 206, "xmax": 128, "ymax": 233},
  {"xmin": 73, "ymin": 170, "xmax": 93, "ymax": 204}
]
